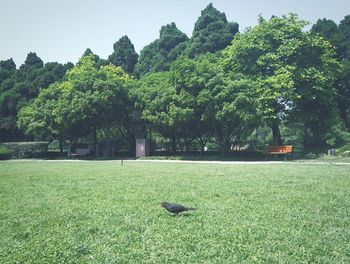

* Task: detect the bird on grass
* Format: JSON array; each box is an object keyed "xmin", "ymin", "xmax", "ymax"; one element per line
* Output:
[{"xmin": 161, "ymin": 202, "xmax": 197, "ymax": 215}]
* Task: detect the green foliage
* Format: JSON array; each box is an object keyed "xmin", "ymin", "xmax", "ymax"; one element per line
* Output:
[
  {"xmin": 135, "ymin": 4, "xmax": 239, "ymax": 77},
  {"xmin": 311, "ymin": 18, "xmax": 340, "ymax": 47},
  {"xmin": 18, "ymin": 82, "xmax": 63, "ymax": 141},
  {"xmin": 59, "ymin": 55, "xmax": 134, "ymax": 136},
  {"xmin": 324, "ymin": 122, "xmax": 350, "ymax": 148},
  {"xmin": 0, "ymin": 53, "xmax": 72, "ymax": 142},
  {"xmin": 171, "ymin": 54, "xmax": 258, "ymax": 154},
  {"xmin": 311, "ymin": 16, "xmax": 350, "ymax": 129},
  {"xmin": 0, "ymin": 58, "xmax": 16, "ymax": 84},
  {"xmin": 20, "ymin": 52, "xmax": 43, "ymax": 70},
  {"xmin": 223, "ymin": 14, "xmax": 340, "ymax": 147},
  {"xmin": 338, "ymin": 15, "xmax": 350, "ymax": 59},
  {"xmin": 2, "ymin": 142, "xmax": 48, "ymax": 158},
  {"xmin": 20, "ymin": 54, "xmax": 137, "ymax": 156},
  {"xmin": 132, "ymin": 72, "xmax": 185, "ymax": 137},
  {"xmin": 2, "ymin": 7, "xmax": 350, "ymax": 153},
  {"xmin": 338, "ymin": 144, "xmax": 350, "ymax": 156},
  {"xmin": 337, "ymin": 16, "xmax": 350, "ymax": 128},
  {"xmin": 338, "ymin": 60, "xmax": 350, "ymax": 128},
  {"xmin": 0, "ymin": 145, "xmax": 11, "ymax": 160},
  {"xmin": 107, "ymin": 35, "xmax": 138, "ymax": 74},
  {"xmin": 135, "ymin": 23, "xmax": 188, "ymax": 77},
  {"xmin": 186, "ymin": 3, "xmax": 239, "ymax": 58}
]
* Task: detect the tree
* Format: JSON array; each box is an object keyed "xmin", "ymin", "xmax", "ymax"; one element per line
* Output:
[
  {"xmin": 132, "ymin": 71, "xmax": 191, "ymax": 152},
  {"xmin": 172, "ymin": 54, "xmax": 257, "ymax": 155},
  {"xmin": 20, "ymin": 52, "xmax": 43, "ymax": 70},
  {"xmin": 338, "ymin": 15, "xmax": 350, "ymax": 60},
  {"xmin": 107, "ymin": 36, "xmax": 138, "ymax": 75},
  {"xmin": 36, "ymin": 62, "xmax": 73, "ymax": 90},
  {"xmin": 311, "ymin": 16, "xmax": 350, "ymax": 129},
  {"xmin": 338, "ymin": 60, "xmax": 350, "ymax": 129},
  {"xmin": 53, "ymin": 54, "xmax": 135, "ymax": 156},
  {"xmin": 223, "ymin": 14, "xmax": 339, "ymax": 147},
  {"xmin": 0, "ymin": 53, "xmax": 71, "ymax": 142},
  {"xmin": 135, "ymin": 23, "xmax": 188, "ymax": 77},
  {"xmin": 311, "ymin": 18, "xmax": 340, "ymax": 46},
  {"xmin": 337, "ymin": 15, "xmax": 350, "ymax": 129},
  {"xmin": 0, "ymin": 59, "xmax": 16, "ymax": 84},
  {"xmin": 186, "ymin": 3, "xmax": 239, "ymax": 58},
  {"xmin": 18, "ymin": 83, "xmax": 66, "ymax": 152}
]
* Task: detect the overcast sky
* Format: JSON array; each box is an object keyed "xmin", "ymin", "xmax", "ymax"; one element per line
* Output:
[{"xmin": 1, "ymin": 0, "xmax": 349, "ymax": 66}]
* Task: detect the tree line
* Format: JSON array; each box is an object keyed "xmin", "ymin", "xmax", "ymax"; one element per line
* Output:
[{"xmin": 1, "ymin": 4, "xmax": 349, "ymax": 156}]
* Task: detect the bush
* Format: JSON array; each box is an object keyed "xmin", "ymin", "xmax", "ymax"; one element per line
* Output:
[
  {"xmin": 2, "ymin": 142, "xmax": 48, "ymax": 159},
  {"xmin": 0, "ymin": 145, "xmax": 11, "ymax": 160},
  {"xmin": 325, "ymin": 123, "xmax": 350, "ymax": 148},
  {"xmin": 338, "ymin": 144, "xmax": 350, "ymax": 157}
]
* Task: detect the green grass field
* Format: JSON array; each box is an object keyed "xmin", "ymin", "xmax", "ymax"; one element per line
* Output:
[{"xmin": 0, "ymin": 160, "xmax": 349, "ymax": 263}]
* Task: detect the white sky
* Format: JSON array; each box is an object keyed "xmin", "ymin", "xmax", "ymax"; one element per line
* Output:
[{"xmin": 1, "ymin": 0, "xmax": 349, "ymax": 66}]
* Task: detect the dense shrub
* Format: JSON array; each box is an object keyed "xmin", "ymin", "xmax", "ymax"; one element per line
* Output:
[
  {"xmin": 338, "ymin": 144, "xmax": 350, "ymax": 157},
  {"xmin": 2, "ymin": 142, "xmax": 48, "ymax": 159},
  {"xmin": 0, "ymin": 145, "xmax": 11, "ymax": 160}
]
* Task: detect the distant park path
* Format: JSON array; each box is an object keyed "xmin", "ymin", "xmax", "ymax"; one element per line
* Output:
[
  {"xmin": 5, "ymin": 159, "xmax": 350, "ymax": 166},
  {"xmin": 134, "ymin": 159, "xmax": 350, "ymax": 165}
]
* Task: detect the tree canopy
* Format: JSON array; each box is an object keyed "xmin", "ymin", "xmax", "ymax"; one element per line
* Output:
[
  {"xmin": 186, "ymin": 3, "xmax": 239, "ymax": 58},
  {"xmin": 223, "ymin": 14, "xmax": 339, "ymax": 146},
  {"xmin": 19, "ymin": 54, "xmax": 136, "ymax": 156},
  {"xmin": 135, "ymin": 23, "xmax": 188, "ymax": 77},
  {"xmin": 1, "ymin": 5, "xmax": 350, "ymax": 156},
  {"xmin": 107, "ymin": 35, "xmax": 139, "ymax": 75},
  {"xmin": 312, "ymin": 15, "xmax": 350, "ymax": 129},
  {"xmin": 0, "ymin": 52, "xmax": 72, "ymax": 142}
]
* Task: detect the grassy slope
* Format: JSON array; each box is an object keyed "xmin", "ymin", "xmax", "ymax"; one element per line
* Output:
[{"xmin": 0, "ymin": 161, "xmax": 349, "ymax": 263}]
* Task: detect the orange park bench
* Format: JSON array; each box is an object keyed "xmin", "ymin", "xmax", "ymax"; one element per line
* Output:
[
  {"xmin": 71, "ymin": 148, "xmax": 90, "ymax": 158},
  {"xmin": 266, "ymin": 145, "xmax": 293, "ymax": 160}
]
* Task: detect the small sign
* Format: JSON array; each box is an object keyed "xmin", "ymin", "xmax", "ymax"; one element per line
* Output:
[{"xmin": 136, "ymin": 139, "xmax": 149, "ymax": 158}]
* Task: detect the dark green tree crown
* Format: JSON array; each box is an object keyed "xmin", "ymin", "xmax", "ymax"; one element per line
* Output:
[
  {"xmin": 338, "ymin": 15, "xmax": 350, "ymax": 59},
  {"xmin": 193, "ymin": 3, "xmax": 228, "ymax": 31},
  {"xmin": 108, "ymin": 35, "xmax": 139, "ymax": 75},
  {"xmin": 311, "ymin": 18, "xmax": 338, "ymax": 40},
  {"xmin": 135, "ymin": 23, "xmax": 188, "ymax": 77},
  {"xmin": 21, "ymin": 52, "xmax": 43, "ymax": 70},
  {"xmin": 187, "ymin": 3, "xmax": 239, "ymax": 58},
  {"xmin": 0, "ymin": 59, "xmax": 16, "ymax": 84},
  {"xmin": 0, "ymin": 59, "xmax": 16, "ymax": 71},
  {"xmin": 158, "ymin": 22, "xmax": 188, "ymax": 51}
]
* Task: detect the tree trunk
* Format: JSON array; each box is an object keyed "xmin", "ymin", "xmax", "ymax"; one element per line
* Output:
[
  {"xmin": 270, "ymin": 119, "xmax": 282, "ymax": 146},
  {"xmin": 312, "ymin": 128, "xmax": 322, "ymax": 148},
  {"xmin": 59, "ymin": 135, "xmax": 63, "ymax": 154},
  {"xmin": 171, "ymin": 133, "xmax": 177, "ymax": 154},
  {"xmin": 104, "ymin": 129, "xmax": 110, "ymax": 158},
  {"xmin": 127, "ymin": 133, "xmax": 136, "ymax": 156},
  {"xmin": 219, "ymin": 138, "xmax": 230, "ymax": 157},
  {"xmin": 340, "ymin": 107, "xmax": 349, "ymax": 129},
  {"xmin": 149, "ymin": 128, "xmax": 152, "ymax": 154},
  {"xmin": 198, "ymin": 134, "xmax": 210, "ymax": 153},
  {"xmin": 67, "ymin": 141, "xmax": 72, "ymax": 158},
  {"xmin": 217, "ymin": 128, "xmax": 229, "ymax": 157},
  {"xmin": 184, "ymin": 137, "xmax": 193, "ymax": 151},
  {"xmin": 93, "ymin": 125, "xmax": 99, "ymax": 158}
]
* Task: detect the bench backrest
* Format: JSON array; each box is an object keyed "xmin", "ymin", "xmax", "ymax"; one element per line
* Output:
[
  {"xmin": 75, "ymin": 148, "xmax": 90, "ymax": 155},
  {"xmin": 267, "ymin": 145, "xmax": 293, "ymax": 153}
]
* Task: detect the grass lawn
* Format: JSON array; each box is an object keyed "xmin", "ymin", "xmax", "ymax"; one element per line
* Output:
[{"xmin": 0, "ymin": 160, "xmax": 349, "ymax": 263}]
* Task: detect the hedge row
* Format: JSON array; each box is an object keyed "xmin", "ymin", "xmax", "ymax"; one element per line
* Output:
[
  {"xmin": 0, "ymin": 145, "xmax": 11, "ymax": 160},
  {"xmin": 2, "ymin": 142, "xmax": 49, "ymax": 159}
]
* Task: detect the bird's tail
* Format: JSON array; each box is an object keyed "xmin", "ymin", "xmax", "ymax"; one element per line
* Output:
[{"xmin": 187, "ymin": 207, "xmax": 197, "ymax": 211}]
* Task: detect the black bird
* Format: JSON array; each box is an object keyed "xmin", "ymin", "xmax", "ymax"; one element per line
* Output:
[{"xmin": 161, "ymin": 202, "xmax": 197, "ymax": 215}]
